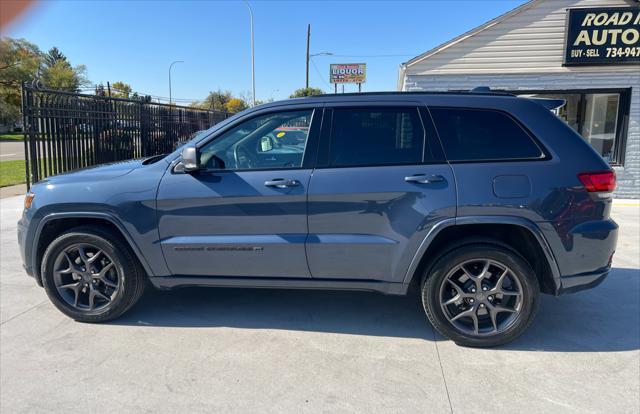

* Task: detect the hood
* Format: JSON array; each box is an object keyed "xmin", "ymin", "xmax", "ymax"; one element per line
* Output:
[{"xmin": 36, "ymin": 158, "xmax": 146, "ymax": 185}]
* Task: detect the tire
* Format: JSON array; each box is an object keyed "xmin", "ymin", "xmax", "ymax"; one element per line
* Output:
[
  {"xmin": 421, "ymin": 243, "xmax": 539, "ymax": 347},
  {"xmin": 41, "ymin": 226, "xmax": 146, "ymax": 323}
]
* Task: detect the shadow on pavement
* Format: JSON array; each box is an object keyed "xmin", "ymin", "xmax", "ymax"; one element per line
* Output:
[{"xmin": 113, "ymin": 267, "xmax": 639, "ymax": 352}]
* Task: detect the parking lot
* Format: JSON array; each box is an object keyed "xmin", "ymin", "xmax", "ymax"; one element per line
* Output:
[{"xmin": 1, "ymin": 194, "xmax": 638, "ymax": 413}]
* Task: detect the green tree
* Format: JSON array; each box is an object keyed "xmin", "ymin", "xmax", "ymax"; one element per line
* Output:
[
  {"xmin": 43, "ymin": 47, "xmax": 66, "ymax": 67},
  {"xmin": 39, "ymin": 47, "xmax": 88, "ymax": 92},
  {"xmin": 289, "ymin": 87, "xmax": 324, "ymax": 98},
  {"xmin": 190, "ymin": 90, "xmax": 252, "ymax": 112},
  {"xmin": 0, "ymin": 38, "xmax": 42, "ymax": 125},
  {"xmin": 189, "ymin": 100, "xmax": 205, "ymax": 108},
  {"xmin": 225, "ymin": 97, "xmax": 248, "ymax": 113},
  {"xmin": 110, "ymin": 81, "xmax": 132, "ymax": 98},
  {"xmin": 40, "ymin": 60, "xmax": 87, "ymax": 91},
  {"xmin": 249, "ymin": 98, "xmax": 274, "ymax": 106},
  {"xmin": 201, "ymin": 89, "xmax": 232, "ymax": 111}
]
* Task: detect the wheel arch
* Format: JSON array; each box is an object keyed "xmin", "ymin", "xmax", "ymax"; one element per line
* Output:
[
  {"xmin": 33, "ymin": 212, "xmax": 153, "ymax": 286},
  {"xmin": 404, "ymin": 216, "xmax": 561, "ymax": 295}
]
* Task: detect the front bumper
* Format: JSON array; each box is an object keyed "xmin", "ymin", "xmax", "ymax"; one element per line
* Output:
[{"xmin": 17, "ymin": 212, "xmax": 36, "ymax": 280}]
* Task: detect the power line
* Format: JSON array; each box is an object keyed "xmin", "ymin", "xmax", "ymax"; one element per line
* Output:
[
  {"xmin": 78, "ymin": 84, "xmax": 201, "ymax": 103},
  {"xmin": 310, "ymin": 57, "xmax": 331, "ymax": 89},
  {"xmin": 315, "ymin": 53, "xmax": 419, "ymax": 58}
]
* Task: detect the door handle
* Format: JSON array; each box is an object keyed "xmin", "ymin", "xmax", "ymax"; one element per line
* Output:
[
  {"xmin": 264, "ymin": 178, "xmax": 300, "ymax": 188},
  {"xmin": 404, "ymin": 174, "xmax": 445, "ymax": 184}
]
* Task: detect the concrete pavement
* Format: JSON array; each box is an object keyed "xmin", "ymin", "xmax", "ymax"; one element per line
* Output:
[{"xmin": 1, "ymin": 195, "xmax": 638, "ymax": 413}]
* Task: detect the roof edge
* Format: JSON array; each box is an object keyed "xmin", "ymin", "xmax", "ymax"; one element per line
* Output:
[{"xmin": 402, "ymin": 0, "xmax": 540, "ymax": 68}]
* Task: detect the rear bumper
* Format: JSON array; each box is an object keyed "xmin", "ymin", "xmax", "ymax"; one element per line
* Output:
[
  {"xmin": 553, "ymin": 218, "xmax": 617, "ymax": 295},
  {"xmin": 557, "ymin": 266, "xmax": 610, "ymax": 295}
]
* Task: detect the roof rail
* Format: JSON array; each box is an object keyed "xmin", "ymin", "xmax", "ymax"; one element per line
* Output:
[
  {"xmin": 311, "ymin": 90, "xmax": 515, "ymax": 98},
  {"xmin": 470, "ymin": 86, "xmax": 492, "ymax": 93}
]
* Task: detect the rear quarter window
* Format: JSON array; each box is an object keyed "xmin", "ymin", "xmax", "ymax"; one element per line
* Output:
[{"xmin": 429, "ymin": 107, "xmax": 544, "ymax": 162}]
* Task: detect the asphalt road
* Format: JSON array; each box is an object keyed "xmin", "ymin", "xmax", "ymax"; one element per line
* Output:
[
  {"xmin": 0, "ymin": 141, "xmax": 25, "ymax": 161},
  {"xmin": 1, "ymin": 196, "xmax": 638, "ymax": 413}
]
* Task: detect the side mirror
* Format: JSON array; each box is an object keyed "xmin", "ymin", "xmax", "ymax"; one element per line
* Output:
[{"xmin": 175, "ymin": 145, "xmax": 200, "ymax": 173}]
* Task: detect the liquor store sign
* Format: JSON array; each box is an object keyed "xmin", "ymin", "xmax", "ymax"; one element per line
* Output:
[
  {"xmin": 329, "ymin": 63, "xmax": 366, "ymax": 84},
  {"xmin": 564, "ymin": 7, "xmax": 640, "ymax": 65}
]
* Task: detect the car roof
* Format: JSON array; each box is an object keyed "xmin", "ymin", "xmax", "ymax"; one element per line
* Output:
[{"xmin": 252, "ymin": 90, "xmax": 522, "ymax": 111}]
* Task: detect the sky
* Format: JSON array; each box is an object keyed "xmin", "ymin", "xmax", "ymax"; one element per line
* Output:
[{"xmin": 5, "ymin": 0, "xmax": 527, "ymax": 103}]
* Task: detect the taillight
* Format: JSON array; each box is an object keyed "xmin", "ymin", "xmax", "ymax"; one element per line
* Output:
[{"xmin": 577, "ymin": 170, "xmax": 616, "ymax": 192}]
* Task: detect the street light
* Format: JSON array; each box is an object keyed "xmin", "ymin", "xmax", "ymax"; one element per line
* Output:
[
  {"xmin": 306, "ymin": 52, "xmax": 333, "ymax": 90},
  {"xmin": 168, "ymin": 60, "xmax": 184, "ymax": 105},
  {"xmin": 244, "ymin": 1, "xmax": 256, "ymax": 106}
]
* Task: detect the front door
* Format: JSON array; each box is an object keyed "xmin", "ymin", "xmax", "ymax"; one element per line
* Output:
[
  {"xmin": 306, "ymin": 105, "xmax": 456, "ymax": 283},
  {"xmin": 157, "ymin": 108, "xmax": 320, "ymax": 278}
]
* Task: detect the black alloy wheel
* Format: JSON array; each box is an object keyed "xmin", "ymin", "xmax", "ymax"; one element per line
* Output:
[
  {"xmin": 52, "ymin": 243, "xmax": 121, "ymax": 312},
  {"xmin": 41, "ymin": 226, "xmax": 146, "ymax": 322},
  {"xmin": 422, "ymin": 243, "xmax": 539, "ymax": 347}
]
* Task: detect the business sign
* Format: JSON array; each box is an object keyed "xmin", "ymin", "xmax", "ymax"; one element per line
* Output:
[
  {"xmin": 564, "ymin": 7, "xmax": 640, "ymax": 66},
  {"xmin": 330, "ymin": 63, "xmax": 366, "ymax": 84}
]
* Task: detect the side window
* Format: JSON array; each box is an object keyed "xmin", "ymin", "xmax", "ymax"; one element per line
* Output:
[
  {"xmin": 429, "ymin": 107, "xmax": 544, "ymax": 162},
  {"xmin": 328, "ymin": 107, "xmax": 424, "ymax": 167},
  {"xmin": 199, "ymin": 110, "xmax": 313, "ymax": 170}
]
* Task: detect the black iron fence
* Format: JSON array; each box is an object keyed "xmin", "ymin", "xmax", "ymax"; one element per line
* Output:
[{"xmin": 21, "ymin": 83, "xmax": 229, "ymax": 188}]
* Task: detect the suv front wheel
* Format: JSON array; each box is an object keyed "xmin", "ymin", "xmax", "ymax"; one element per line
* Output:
[
  {"xmin": 422, "ymin": 243, "xmax": 540, "ymax": 347},
  {"xmin": 41, "ymin": 226, "xmax": 146, "ymax": 322}
]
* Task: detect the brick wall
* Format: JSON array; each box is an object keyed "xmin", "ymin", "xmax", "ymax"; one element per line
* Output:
[{"xmin": 403, "ymin": 72, "xmax": 640, "ymax": 198}]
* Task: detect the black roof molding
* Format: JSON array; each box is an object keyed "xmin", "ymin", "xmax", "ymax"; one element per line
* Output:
[{"xmin": 312, "ymin": 89, "xmax": 514, "ymax": 98}]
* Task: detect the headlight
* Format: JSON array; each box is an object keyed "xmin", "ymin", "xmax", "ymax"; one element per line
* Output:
[{"xmin": 24, "ymin": 193, "xmax": 35, "ymax": 209}]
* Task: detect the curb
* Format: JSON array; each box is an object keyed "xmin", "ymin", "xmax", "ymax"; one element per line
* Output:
[
  {"xmin": 0, "ymin": 184, "xmax": 27, "ymax": 199},
  {"xmin": 613, "ymin": 199, "xmax": 640, "ymax": 207}
]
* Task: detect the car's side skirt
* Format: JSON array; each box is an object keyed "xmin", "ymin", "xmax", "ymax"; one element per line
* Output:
[{"xmin": 149, "ymin": 276, "xmax": 409, "ymax": 295}]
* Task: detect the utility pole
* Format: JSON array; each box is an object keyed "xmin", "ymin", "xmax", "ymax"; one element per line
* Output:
[
  {"xmin": 305, "ymin": 24, "xmax": 311, "ymax": 90},
  {"xmin": 244, "ymin": 1, "xmax": 256, "ymax": 106}
]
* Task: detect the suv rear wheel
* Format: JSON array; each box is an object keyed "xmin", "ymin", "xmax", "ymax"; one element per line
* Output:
[
  {"xmin": 41, "ymin": 226, "xmax": 146, "ymax": 322},
  {"xmin": 422, "ymin": 243, "xmax": 539, "ymax": 347}
]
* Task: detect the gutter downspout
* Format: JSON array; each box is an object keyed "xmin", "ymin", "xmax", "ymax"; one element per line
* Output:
[{"xmin": 397, "ymin": 63, "xmax": 407, "ymax": 91}]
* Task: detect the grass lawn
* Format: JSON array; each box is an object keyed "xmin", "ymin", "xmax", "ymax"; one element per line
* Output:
[
  {"xmin": 0, "ymin": 160, "xmax": 26, "ymax": 187},
  {"xmin": 0, "ymin": 133, "xmax": 24, "ymax": 141}
]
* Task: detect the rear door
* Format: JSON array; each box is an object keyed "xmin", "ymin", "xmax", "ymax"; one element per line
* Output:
[{"xmin": 306, "ymin": 103, "xmax": 456, "ymax": 283}]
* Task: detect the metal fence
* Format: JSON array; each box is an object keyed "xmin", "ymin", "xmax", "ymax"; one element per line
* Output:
[{"xmin": 21, "ymin": 83, "xmax": 229, "ymax": 188}]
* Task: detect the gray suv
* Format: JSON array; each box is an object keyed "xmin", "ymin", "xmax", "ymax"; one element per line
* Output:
[{"xmin": 18, "ymin": 91, "xmax": 618, "ymax": 347}]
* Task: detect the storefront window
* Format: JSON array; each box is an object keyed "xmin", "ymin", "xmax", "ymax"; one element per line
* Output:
[
  {"xmin": 516, "ymin": 90, "xmax": 629, "ymax": 165},
  {"xmin": 530, "ymin": 93, "xmax": 581, "ymax": 131},
  {"xmin": 582, "ymin": 94, "xmax": 619, "ymax": 162}
]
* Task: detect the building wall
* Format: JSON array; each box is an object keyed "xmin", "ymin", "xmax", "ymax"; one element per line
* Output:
[
  {"xmin": 404, "ymin": 0, "xmax": 638, "ymax": 75},
  {"xmin": 403, "ymin": 72, "xmax": 640, "ymax": 198}
]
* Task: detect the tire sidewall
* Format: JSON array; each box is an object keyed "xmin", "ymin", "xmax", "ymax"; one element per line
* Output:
[
  {"xmin": 41, "ymin": 231, "xmax": 134, "ymax": 322},
  {"xmin": 422, "ymin": 244, "xmax": 539, "ymax": 347}
]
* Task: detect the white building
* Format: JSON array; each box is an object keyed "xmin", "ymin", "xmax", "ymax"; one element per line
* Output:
[{"xmin": 399, "ymin": 0, "xmax": 639, "ymax": 198}]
